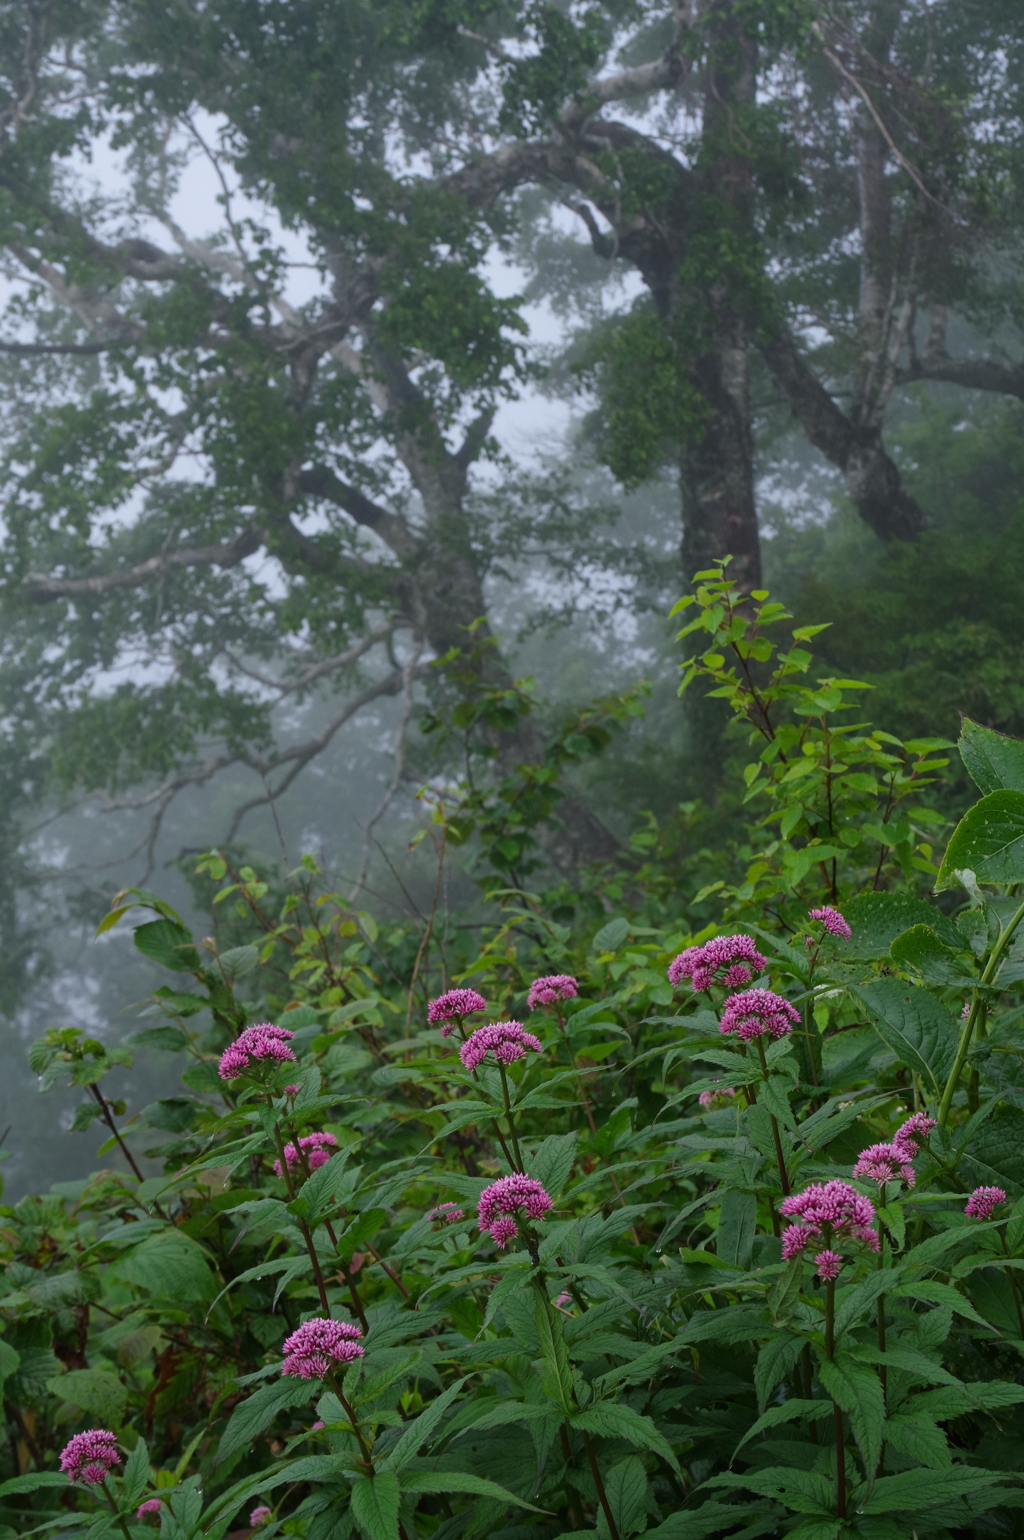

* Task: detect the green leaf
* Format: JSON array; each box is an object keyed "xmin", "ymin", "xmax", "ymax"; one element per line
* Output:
[
  {"xmin": 600, "ymin": 1455, "xmax": 648, "ymax": 1538},
  {"xmin": 217, "ymin": 945, "xmax": 259, "ymax": 980},
  {"xmin": 112, "ymin": 1231, "xmax": 217, "ymax": 1302},
  {"xmin": 534, "ymin": 1290, "xmax": 575, "ymax": 1413},
  {"xmin": 526, "ymin": 1131, "xmax": 577, "ymax": 1198},
  {"xmin": 860, "ymin": 1465, "xmax": 1010, "ymax": 1514},
  {"xmin": 959, "ymin": 718, "xmax": 1024, "ymax": 796},
  {"xmin": 350, "ymin": 1472, "xmax": 401, "ymax": 1540},
  {"xmin": 592, "ymin": 917, "xmax": 629, "ymax": 952},
  {"xmin": 46, "ymin": 1369, "xmax": 128, "ymax": 1427},
  {"xmin": 889, "ymin": 925, "xmax": 976, "ymax": 985},
  {"xmin": 882, "ymin": 1414, "xmax": 951, "ymax": 1469},
  {"xmin": 957, "ymin": 1103, "xmax": 1024, "ymax": 1197},
  {"xmin": 380, "ymin": 1377, "xmax": 464, "ymax": 1473},
  {"xmin": 569, "ymin": 1403, "xmax": 680, "ymax": 1474},
  {"xmin": 851, "ymin": 980, "xmax": 957, "ymax": 1095},
  {"xmin": 716, "ymin": 1189, "xmax": 756, "ymax": 1270},
  {"xmin": 835, "ymin": 892, "xmax": 962, "ymax": 957},
  {"xmin": 133, "ymin": 918, "xmax": 201, "ymax": 973},
  {"xmin": 819, "ymin": 1353, "xmax": 884, "ymax": 1475},
  {"xmin": 398, "ymin": 1470, "xmax": 541, "ymax": 1508},
  {"xmin": 0, "ymin": 1472, "xmax": 69, "ymax": 1497},
  {"xmin": 937, "ymin": 789, "xmax": 1024, "ymax": 890},
  {"xmin": 216, "ymin": 1378, "xmax": 315, "ymax": 1465},
  {"xmin": 121, "ymin": 1438, "xmax": 150, "ymax": 1508},
  {"xmin": 754, "ymin": 1333, "xmax": 803, "ymax": 1412}
]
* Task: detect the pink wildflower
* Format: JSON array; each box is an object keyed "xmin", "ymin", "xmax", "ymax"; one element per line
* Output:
[
  {"xmin": 427, "ymin": 989, "xmax": 488, "ymax": 1038},
  {"xmin": 720, "ymin": 989, "xmax": 800, "ymax": 1042},
  {"xmin": 311, "ymin": 1420, "xmax": 325, "ymax": 1431},
  {"xmin": 250, "ymin": 1507, "xmax": 272, "ymax": 1528},
  {"xmin": 813, "ymin": 1249, "xmax": 843, "ymax": 1282},
  {"xmin": 554, "ymin": 1290, "xmax": 572, "ymax": 1308},
  {"xmin": 218, "ymin": 1023, "xmax": 296, "ymax": 1081},
  {"xmin": 428, "ymin": 1202, "xmax": 465, "ymax": 1229},
  {"xmin": 136, "ymin": 1501, "xmax": 162, "ymax": 1518},
  {"xmin": 59, "ymin": 1429, "xmax": 121, "ymax": 1485},
  {"xmin": 273, "ymin": 1131, "xmax": 338, "ymax": 1178},
  {"xmin": 853, "ymin": 1141, "xmax": 917, "ymax": 1189},
  {"xmin": 965, "ymin": 1186, "xmax": 1007, "ymax": 1220},
  {"xmin": 528, "ymin": 975, "xmax": 578, "ymax": 1009},
  {"xmin": 283, "ymin": 1084, "xmax": 299, "ymax": 1095},
  {"xmin": 459, "ymin": 1021, "xmax": 542, "ymax": 1071},
  {"xmin": 808, "ymin": 906, "xmax": 852, "ymax": 940},
  {"xmin": 281, "ymin": 1318, "xmax": 364, "ymax": 1380},
  {"xmin": 780, "ymin": 1180, "xmax": 879, "ymax": 1262},
  {"xmin": 961, "ymin": 1001, "xmax": 971, "ymax": 1021},
  {"xmin": 478, "ymin": 1173, "xmax": 553, "ymax": 1247},
  {"xmin": 698, "ymin": 1085, "xmax": 737, "ymax": 1110},
  {"xmin": 892, "ymin": 1111, "xmax": 937, "ymax": 1157},
  {"xmin": 668, "ymin": 935, "xmax": 767, "ymax": 993}
]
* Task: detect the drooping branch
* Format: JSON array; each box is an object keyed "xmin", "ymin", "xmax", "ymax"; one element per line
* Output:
[
  {"xmin": 898, "ymin": 352, "xmax": 1024, "ymax": 401},
  {"xmin": 22, "ymin": 525, "xmax": 263, "ymax": 603},
  {"xmin": 297, "ymin": 466, "xmax": 420, "ymax": 561}
]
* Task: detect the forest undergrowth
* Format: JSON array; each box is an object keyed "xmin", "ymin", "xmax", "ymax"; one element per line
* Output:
[{"xmin": 4, "ymin": 568, "xmax": 1024, "ymax": 1540}]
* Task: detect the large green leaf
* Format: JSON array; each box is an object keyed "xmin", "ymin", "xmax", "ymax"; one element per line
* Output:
[
  {"xmin": 350, "ymin": 1472, "xmax": 402, "ymax": 1540},
  {"xmin": 380, "ymin": 1376, "xmax": 464, "ymax": 1473},
  {"xmin": 132, "ymin": 918, "xmax": 201, "ymax": 973},
  {"xmin": 957, "ymin": 1104, "xmax": 1024, "ymax": 1197},
  {"xmin": 46, "ymin": 1368, "xmax": 128, "ymax": 1427},
  {"xmin": 834, "ymin": 892, "xmax": 961, "ymax": 958},
  {"xmin": 959, "ymin": 718, "xmax": 1024, "ymax": 796},
  {"xmin": 819, "ymin": 1353, "xmax": 884, "ymax": 1476},
  {"xmin": 851, "ymin": 981, "xmax": 957, "ymax": 1095},
  {"xmin": 936, "ymin": 789, "xmax": 1024, "ymax": 891},
  {"xmin": 889, "ymin": 925, "xmax": 977, "ymax": 985},
  {"xmin": 215, "ymin": 1378, "xmax": 315, "ymax": 1465},
  {"xmin": 112, "ymin": 1231, "xmax": 218, "ymax": 1303},
  {"xmin": 399, "ymin": 1470, "xmax": 541, "ymax": 1508},
  {"xmin": 526, "ymin": 1131, "xmax": 578, "ymax": 1198},
  {"xmin": 859, "ymin": 1465, "xmax": 1010, "ymax": 1514},
  {"xmin": 601, "ymin": 1455, "xmax": 648, "ymax": 1538},
  {"xmin": 717, "ymin": 1189, "xmax": 756, "ymax": 1270}
]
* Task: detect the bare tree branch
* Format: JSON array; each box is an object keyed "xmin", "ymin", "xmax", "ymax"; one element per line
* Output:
[
  {"xmin": 898, "ymin": 352, "xmax": 1024, "ymax": 400},
  {"xmin": 297, "ymin": 466, "xmax": 421, "ymax": 561},
  {"xmin": 222, "ymin": 621, "xmax": 407, "ymax": 698},
  {"xmin": 23, "ymin": 525, "xmax": 264, "ymax": 603}
]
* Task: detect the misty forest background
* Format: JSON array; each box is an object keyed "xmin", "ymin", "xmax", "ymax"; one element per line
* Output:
[{"xmin": 0, "ymin": 0, "xmax": 1023, "ymax": 1198}]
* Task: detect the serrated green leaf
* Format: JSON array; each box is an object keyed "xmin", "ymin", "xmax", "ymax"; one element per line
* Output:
[{"xmin": 350, "ymin": 1472, "xmax": 401, "ymax": 1540}]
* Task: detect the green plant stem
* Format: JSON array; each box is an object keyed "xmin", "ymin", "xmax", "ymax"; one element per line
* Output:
[
  {"xmin": 825, "ymin": 1277, "xmax": 846, "ymax": 1521},
  {"xmin": 558, "ymin": 1424, "xmax": 585, "ymax": 1528},
  {"xmin": 498, "ymin": 1063, "xmax": 525, "ymax": 1172},
  {"xmin": 755, "ymin": 1038, "xmax": 790, "ymax": 1195},
  {"xmin": 877, "ymin": 1221, "xmax": 887, "ymax": 1477},
  {"xmin": 101, "ymin": 1479, "xmax": 135, "ymax": 1540},
  {"xmin": 271, "ymin": 1123, "xmax": 332, "ymax": 1316},
  {"xmin": 938, "ymin": 897, "xmax": 1024, "ymax": 1126},
  {"xmin": 580, "ymin": 1428, "xmax": 622, "ymax": 1540},
  {"xmin": 329, "ymin": 1371, "xmax": 412, "ymax": 1536},
  {"xmin": 998, "ymin": 1232, "xmax": 1024, "ymax": 1340}
]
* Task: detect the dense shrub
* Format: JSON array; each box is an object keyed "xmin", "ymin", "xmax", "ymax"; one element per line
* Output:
[{"xmin": 3, "ymin": 570, "xmax": 1024, "ymax": 1540}]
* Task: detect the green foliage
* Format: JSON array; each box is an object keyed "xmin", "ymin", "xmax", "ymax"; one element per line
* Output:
[{"xmin": 5, "ymin": 580, "xmax": 1024, "ymax": 1540}]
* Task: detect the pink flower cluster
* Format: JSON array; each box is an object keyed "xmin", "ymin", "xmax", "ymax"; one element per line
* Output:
[
  {"xmin": 137, "ymin": 1500, "xmax": 162, "ymax": 1518},
  {"xmin": 698, "ymin": 1085, "xmax": 737, "ymax": 1110},
  {"xmin": 478, "ymin": 1173, "xmax": 553, "ymax": 1248},
  {"xmin": 219, "ymin": 1023, "xmax": 296, "ymax": 1081},
  {"xmin": 852, "ymin": 1111, "xmax": 935, "ymax": 1190},
  {"xmin": 780, "ymin": 1180, "xmax": 879, "ymax": 1266},
  {"xmin": 813, "ymin": 1249, "xmax": 843, "ymax": 1282},
  {"xmin": 59, "ymin": 1429, "xmax": 121, "ymax": 1485},
  {"xmin": 273, "ymin": 1131, "xmax": 338, "ymax": 1178},
  {"xmin": 808, "ymin": 906, "xmax": 852, "ymax": 940},
  {"xmin": 428, "ymin": 1201, "xmax": 465, "ymax": 1229},
  {"xmin": 528, "ymin": 975, "xmax": 578, "ymax": 1009},
  {"xmin": 720, "ymin": 989, "xmax": 800, "ymax": 1042},
  {"xmin": 460, "ymin": 1021, "xmax": 542, "ymax": 1071},
  {"xmin": 281, "ymin": 1317, "xmax": 364, "ymax": 1380},
  {"xmin": 965, "ymin": 1186, "xmax": 1006, "ymax": 1220},
  {"xmin": 668, "ymin": 935, "xmax": 767, "ymax": 992},
  {"xmin": 427, "ymin": 989, "xmax": 487, "ymax": 1038},
  {"xmin": 250, "ymin": 1507, "xmax": 272, "ymax": 1528}
]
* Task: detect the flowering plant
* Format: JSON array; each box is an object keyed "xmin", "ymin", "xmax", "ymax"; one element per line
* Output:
[{"xmin": 7, "ymin": 576, "xmax": 1024, "ymax": 1540}]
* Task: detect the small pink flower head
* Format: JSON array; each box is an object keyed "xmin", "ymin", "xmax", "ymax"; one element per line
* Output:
[
  {"xmin": 554, "ymin": 1290, "xmax": 572, "ymax": 1308},
  {"xmin": 281, "ymin": 1317, "xmax": 364, "ymax": 1380},
  {"xmin": 459, "ymin": 1021, "xmax": 542, "ymax": 1072},
  {"xmin": 965, "ymin": 1186, "xmax": 1007, "ymax": 1220},
  {"xmin": 427, "ymin": 989, "xmax": 487, "ymax": 1038},
  {"xmin": 813, "ymin": 1249, "xmax": 843, "ymax": 1282},
  {"xmin": 808, "ymin": 906, "xmax": 852, "ymax": 940},
  {"xmin": 478, "ymin": 1172, "xmax": 553, "ymax": 1246},
  {"xmin": 720, "ymin": 988, "xmax": 800, "ymax": 1042},
  {"xmin": 779, "ymin": 1179, "xmax": 879, "ymax": 1263},
  {"xmin": 698, "ymin": 1085, "xmax": 737, "ymax": 1111},
  {"xmin": 528, "ymin": 975, "xmax": 578, "ymax": 1010},
  {"xmin": 311, "ymin": 1420, "xmax": 325, "ymax": 1431},
  {"xmin": 853, "ymin": 1141, "xmax": 917, "ymax": 1189},
  {"xmin": 250, "ymin": 1506, "xmax": 272, "ymax": 1528},
  {"xmin": 668, "ymin": 935, "xmax": 767, "ymax": 993},
  {"xmin": 892, "ymin": 1111, "xmax": 937, "ymax": 1158},
  {"xmin": 428, "ymin": 1201, "xmax": 465, "ymax": 1230},
  {"xmin": 961, "ymin": 1001, "xmax": 971, "ymax": 1021},
  {"xmin": 283, "ymin": 1084, "xmax": 299, "ymax": 1096},
  {"xmin": 60, "ymin": 1429, "xmax": 121, "ymax": 1485},
  {"xmin": 136, "ymin": 1500, "xmax": 163, "ymax": 1519},
  {"xmin": 273, "ymin": 1131, "xmax": 338, "ymax": 1178},
  {"xmin": 218, "ymin": 1023, "xmax": 296, "ymax": 1081}
]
